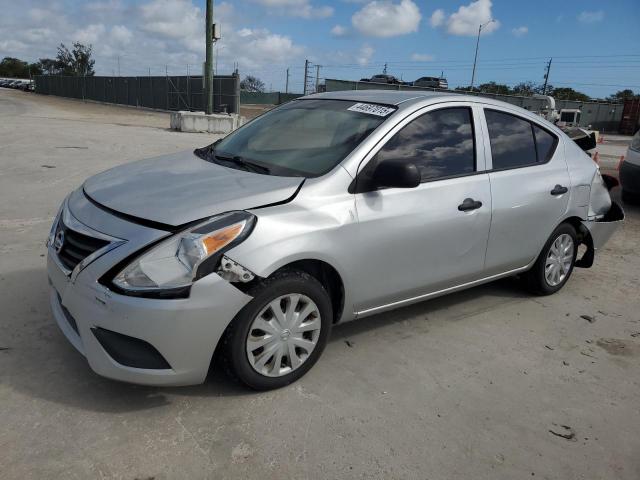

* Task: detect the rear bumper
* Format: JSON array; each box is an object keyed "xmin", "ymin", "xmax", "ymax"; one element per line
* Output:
[
  {"xmin": 620, "ymin": 159, "xmax": 640, "ymax": 194},
  {"xmin": 577, "ymin": 201, "xmax": 624, "ymax": 268}
]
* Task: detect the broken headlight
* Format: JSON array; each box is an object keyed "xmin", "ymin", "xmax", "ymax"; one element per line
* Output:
[{"xmin": 112, "ymin": 211, "xmax": 255, "ymax": 293}]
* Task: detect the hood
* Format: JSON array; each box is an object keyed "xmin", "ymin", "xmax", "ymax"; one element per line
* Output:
[{"xmin": 83, "ymin": 151, "xmax": 303, "ymax": 227}]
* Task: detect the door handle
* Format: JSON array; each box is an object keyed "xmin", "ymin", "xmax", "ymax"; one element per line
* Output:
[
  {"xmin": 458, "ymin": 198, "xmax": 483, "ymax": 212},
  {"xmin": 550, "ymin": 185, "xmax": 569, "ymax": 195}
]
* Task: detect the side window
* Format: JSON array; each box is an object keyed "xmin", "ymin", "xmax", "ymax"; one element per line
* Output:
[
  {"xmin": 533, "ymin": 125, "xmax": 558, "ymax": 162},
  {"xmin": 485, "ymin": 110, "xmax": 537, "ymax": 169},
  {"xmin": 374, "ymin": 107, "xmax": 475, "ymax": 182}
]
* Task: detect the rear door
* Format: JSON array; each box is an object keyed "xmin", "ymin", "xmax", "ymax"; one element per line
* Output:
[{"xmin": 481, "ymin": 107, "xmax": 570, "ymax": 275}]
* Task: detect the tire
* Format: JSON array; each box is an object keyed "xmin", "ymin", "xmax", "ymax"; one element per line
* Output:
[
  {"xmin": 221, "ymin": 269, "xmax": 332, "ymax": 390},
  {"xmin": 524, "ymin": 223, "xmax": 578, "ymax": 296}
]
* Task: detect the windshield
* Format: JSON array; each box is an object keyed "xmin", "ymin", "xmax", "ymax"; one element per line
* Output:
[{"xmin": 204, "ymin": 99, "xmax": 393, "ymax": 177}]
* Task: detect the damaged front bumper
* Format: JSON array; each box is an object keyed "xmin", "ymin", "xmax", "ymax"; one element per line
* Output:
[{"xmin": 576, "ymin": 201, "xmax": 624, "ymax": 268}]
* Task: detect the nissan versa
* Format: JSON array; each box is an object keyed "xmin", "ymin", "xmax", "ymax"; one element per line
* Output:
[{"xmin": 47, "ymin": 91, "xmax": 624, "ymax": 390}]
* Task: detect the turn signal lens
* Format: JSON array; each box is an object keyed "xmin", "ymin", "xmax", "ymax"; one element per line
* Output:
[{"xmin": 203, "ymin": 223, "xmax": 244, "ymax": 254}]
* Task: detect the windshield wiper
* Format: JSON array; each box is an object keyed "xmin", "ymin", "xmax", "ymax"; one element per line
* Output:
[{"xmin": 214, "ymin": 153, "xmax": 271, "ymax": 174}]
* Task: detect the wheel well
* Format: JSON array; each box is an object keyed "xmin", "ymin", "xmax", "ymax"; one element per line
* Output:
[
  {"xmin": 560, "ymin": 216, "xmax": 594, "ymax": 268},
  {"xmin": 275, "ymin": 259, "xmax": 345, "ymax": 323}
]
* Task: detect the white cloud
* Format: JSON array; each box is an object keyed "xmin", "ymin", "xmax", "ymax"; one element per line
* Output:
[
  {"xmin": 357, "ymin": 44, "xmax": 374, "ymax": 65},
  {"xmin": 253, "ymin": 0, "xmax": 334, "ymax": 18},
  {"xmin": 511, "ymin": 26, "xmax": 528, "ymax": 37},
  {"xmin": 429, "ymin": 9, "xmax": 445, "ymax": 27},
  {"xmin": 352, "ymin": 0, "xmax": 421, "ymax": 38},
  {"xmin": 222, "ymin": 27, "xmax": 304, "ymax": 69},
  {"xmin": 85, "ymin": 0, "xmax": 125, "ymax": 14},
  {"xmin": 411, "ymin": 53, "xmax": 434, "ymax": 61},
  {"xmin": 0, "ymin": 39, "xmax": 28, "ymax": 53},
  {"xmin": 331, "ymin": 25, "xmax": 348, "ymax": 36},
  {"xmin": 110, "ymin": 25, "xmax": 133, "ymax": 46},
  {"xmin": 140, "ymin": 0, "xmax": 202, "ymax": 51},
  {"xmin": 0, "ymin": 0, "xmax": 306, "ymax": 89},
  {"xmin": 578, "ymin": 11, "xmax": 604, "ymax": 24},
  {"xmin": 74, "ymin": 24, "xmax": 106, "ymax": 44},
  {"xmin": 430, "ymin": 0, "xmax": 500, "ymax": 37}
]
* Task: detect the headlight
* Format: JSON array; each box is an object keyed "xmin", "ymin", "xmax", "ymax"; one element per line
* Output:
[
  {"xmin": 47, "ymin": 202, "xmax": 65, "ymax": 247},
  {"xmin": 112, "ymin": 211, "xmax": 256, "ymax": 293}
]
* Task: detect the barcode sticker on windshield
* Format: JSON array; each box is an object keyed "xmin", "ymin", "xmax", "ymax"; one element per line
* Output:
[{"xmin": 347, "ymin": 103, "xmax": 395, "ymax": 117}]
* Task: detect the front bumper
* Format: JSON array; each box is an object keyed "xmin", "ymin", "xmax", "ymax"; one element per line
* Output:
[{"xmin": 47, "ymin": 193, "xmax": 252, "ymax": 386}]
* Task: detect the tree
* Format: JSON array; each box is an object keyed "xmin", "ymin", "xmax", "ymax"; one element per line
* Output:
[
  {"xmin": 0, "ymin": 57, "xmax": 43, "ymax": 77},
  {"xmin": 606, "ymin": 89, "xmax": 639, "ymax": 102},
  {"xmin": 0, "ymin": 57, "xmax": 28, "ymax": 77},
  {"xmin": 240, "ymin": 75, "xmax": 265, "ymax": 92},
  {"xmin": 56, "ymin": 42, "xmax": 95, "ymax": 76},
  {"xmin": 511, "ymin": 81, "xmax": 537, "ymax": 96},
  {"xmin": 38, "ymin": 58, "xmax": 62, "ymax": 75},
  {"xmin": 550, "ymin": 87, "xmax": 590, "ymax": 102},
  {"xmin": 477, "ymin": 81, "xmax": 511, "ymax": 95}
]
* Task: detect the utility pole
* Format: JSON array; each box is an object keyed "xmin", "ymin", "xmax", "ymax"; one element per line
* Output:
[
  {"xmin": 303, "ymin": 59, "xmax": 309, "ymax": 95},
  {"xmin": 470, "ymin": 19, "xmax": 494, "ymax": 90},
  {"xmin": 204, "ymin": 0, "xmax": 214, "ymax": 114},
  {"xmin": 315, "ymin": 64, "xmax": 321, "ymax": 93},
  {"xmin": 542, "ymin": 57, "xmax": 553, "ymax": 95},
  {"xmin": 285, "ymin": 68, "xmax": 289, "ymax": 93},
  {"xmin": 117, "ymin": 55, "xmax": 120, "ymax": 76}
]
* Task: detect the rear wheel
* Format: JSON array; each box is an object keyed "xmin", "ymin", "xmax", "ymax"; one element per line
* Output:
[
  {"xmin": 524, "ymin": 223, "xmax": 578, "ymax": 295},
  {"xmin": 222, "ymin": 269, "xmax": 332, "ymax": 390}
]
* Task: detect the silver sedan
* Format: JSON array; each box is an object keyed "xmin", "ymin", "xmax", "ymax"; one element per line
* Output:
[{"xmin": 47, "ymin": 91, "xmax": 624, "ymax": 389}]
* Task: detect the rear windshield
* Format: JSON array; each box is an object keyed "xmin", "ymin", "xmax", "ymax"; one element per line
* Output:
[{"xmin": 211, "ymin": 99, "xmax": 395, "ymax": 177}]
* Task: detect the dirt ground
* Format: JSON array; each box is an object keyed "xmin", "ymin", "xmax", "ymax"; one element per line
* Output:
[{"xmin": 1, "ymin": 88, "xmax": 639, "ymax": 480}]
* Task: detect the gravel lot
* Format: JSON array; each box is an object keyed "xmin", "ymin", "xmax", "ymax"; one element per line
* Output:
[{"xmin": 1, "ymin": 88, "xmax": 639, "ymax": 480}]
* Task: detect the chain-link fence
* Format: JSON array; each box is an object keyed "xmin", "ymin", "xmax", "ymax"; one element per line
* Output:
[{"xmin": 34, "ymin": 74, "xmax": 241, "ymax": 114}]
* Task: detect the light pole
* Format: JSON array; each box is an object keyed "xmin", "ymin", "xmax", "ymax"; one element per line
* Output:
[
  {"xmin": 204, "ymin": 0, "xmax": 214, "ymax": 114},
  {"xmin": 470, "ymin": 19, "xmax": 494, "ymax": 91}
]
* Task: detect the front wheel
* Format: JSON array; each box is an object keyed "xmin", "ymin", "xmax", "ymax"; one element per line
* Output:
[
  {"xmin": 221, "ymin": 269, "xmax": 332, "ymax": 390},
  {"xmin": 524, "ymin": 223, "xmax": 578, "ymax": 295}
]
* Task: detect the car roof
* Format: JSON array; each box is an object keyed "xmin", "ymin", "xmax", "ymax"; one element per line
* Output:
[
  {"xmin": 301, "ymin": 89, "xmax": 534, "ymax": 112},
  {"xmin": 304, "ymin": 90, "xmax": 454, "ymax": 106}
]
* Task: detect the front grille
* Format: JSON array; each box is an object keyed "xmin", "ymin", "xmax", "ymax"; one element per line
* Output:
[{"xmin": 55, "ymin": 221, "xmax": 110, "ymax": 272}]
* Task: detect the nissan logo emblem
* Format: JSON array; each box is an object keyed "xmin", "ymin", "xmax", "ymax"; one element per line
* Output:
[{"xmin": 54, "ymin": 230, "xmax": 65, "ymax": 254}]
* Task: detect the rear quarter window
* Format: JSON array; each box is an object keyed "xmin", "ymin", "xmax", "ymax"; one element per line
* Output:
[{"xmin": 485, "ymin": 109, "xmax": 558, "ymax": 170}]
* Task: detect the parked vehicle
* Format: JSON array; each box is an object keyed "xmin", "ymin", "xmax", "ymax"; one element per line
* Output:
[
  {"xmin": 413, "ymin": 76, "xmax": 449, "ymax": 89},
  {"xmin": 47, "ymin": 91, "xmax": 624, "ymax": 389},
  {"xmin": 364, "ymin": 74, "xmax": 403, "ymax": 84},
  {"xmin": 620, "ymin": 129, "xmax": 640, "ymax": 203}
]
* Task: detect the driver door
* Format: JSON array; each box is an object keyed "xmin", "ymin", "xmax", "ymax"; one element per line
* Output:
[{"xmin": 353, "ymin": 103, "xmax": 492, "ymax": 314}]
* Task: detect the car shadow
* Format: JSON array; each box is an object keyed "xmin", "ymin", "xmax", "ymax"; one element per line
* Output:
[
  {"xmin": 329, "ymin": 277, "xmax": 528, "ymax": 342},
  {"xmin": 1, "ymin": 266, "xmax": 527, "ymax": 413}
]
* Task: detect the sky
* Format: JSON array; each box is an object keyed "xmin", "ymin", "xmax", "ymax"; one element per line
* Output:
[{"xmin": 1, "ymin": 0, "xmax": 639, "ymax": 98}]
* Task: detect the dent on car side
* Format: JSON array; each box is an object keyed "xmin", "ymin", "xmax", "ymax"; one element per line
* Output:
[{"xmin": 224, "ymin": 95, "xmax": 623, "ymax": 321}]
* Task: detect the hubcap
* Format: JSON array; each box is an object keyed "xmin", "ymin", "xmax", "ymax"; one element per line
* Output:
[
  {"xmin": 246, "ymin": 294, "xmax": 321, "ymax": 377},
  {"xmin": 544, "ymin": 233, "xmax": 574, "ymax": 287}
]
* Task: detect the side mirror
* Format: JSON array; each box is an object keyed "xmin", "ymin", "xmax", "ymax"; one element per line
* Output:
[{"xmin": 372, "ymin": 159, "xmax": 421, "ymax": 189}]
